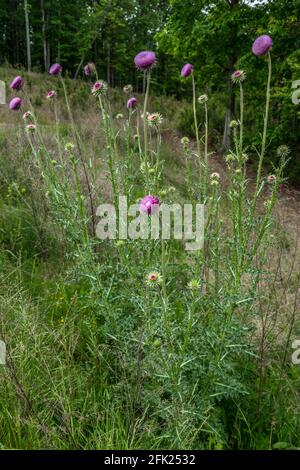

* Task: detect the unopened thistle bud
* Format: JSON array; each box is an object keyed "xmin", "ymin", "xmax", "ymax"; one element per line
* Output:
[{"xmin": 198, "ymin": 94, "xmax": 208, "ymax": 104}]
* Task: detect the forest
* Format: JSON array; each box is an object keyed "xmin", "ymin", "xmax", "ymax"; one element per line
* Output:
[{"xmin": 0, "ymin": 0, "xmax": 300, "ymax": 453}]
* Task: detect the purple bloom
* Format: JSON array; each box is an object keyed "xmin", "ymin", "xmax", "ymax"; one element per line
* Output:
[
  {"xmin": 9, "ymin": 97, "xmax": 22, "ymax": 110},
  {"xmin": 127, "ymin": 97, "xmax": 137, "ymax": 109},
  {"xmin": 10, "ymin": 76, "xmax": 24, "ymax": 90},
  {"xmin": 181, "ymin": 63, "xmax": 193, "ymax": 78},
  {"xmin": 46, "ymin": 90, "xmax": 57, "ymax": 99},
  {"xmin": 252, "ymin": 35, "xmax": 273, "ymax": 56},
  {"xmin": 49, "ymin": 63, "xmax": 62, "ymax": 75},
  {"xmin": 84, "ymin": 63, "xmax": 95, "ymax": 76},
  {"xmin": 140, "ymin": 195, "xmax": 160, "ymax": 215},
  {"xmin": 134, "ymin": 51, "xmax": 156, "ymax": 71}
]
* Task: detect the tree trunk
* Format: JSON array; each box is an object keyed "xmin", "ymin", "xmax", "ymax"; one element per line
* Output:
[
  {"xmin": 24, "ymin": 0, "xmax": 31, "ymax": 72},
  {"xmin": 41, "ymin": 0, "xmax": 50, "ymax": 70}
]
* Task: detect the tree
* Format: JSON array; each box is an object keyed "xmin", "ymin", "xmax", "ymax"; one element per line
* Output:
[{"xmin": 24, "ymin": 0, "xmax": 31, "ymax": 72}]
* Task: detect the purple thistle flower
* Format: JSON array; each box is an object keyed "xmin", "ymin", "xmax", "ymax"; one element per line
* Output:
[
  {"xmin": 127, "ymin": 97, "xmax": 137, "ymax": 109},
  {"xmin": 49, "ymin": 63, "xmax": 62, "ymax": 75},
  {"xmin": 46, "ymin": 90, "xmax": 57, "ymax": 99},
  {"xmin": 181, "ymin": 63, "xmax": 193, "ymax": 78},
  {"xmin": 140, "ymin": 195, "xmax": 160, "ymax": 215},
  {"xmin": 84, "ymin": 63, "xmax": 95, "ymax": 76},
  {"xmin": 10, "ymin": 76, "xmax": 24, "ymax": 90},
  {"xmin": 9, "ymin": 97, "xmax": 22, "ymax": 111},
  {"xmin": 252, "ymin": 35, "xmax": 273, "ymax": 56},
  {"xmin": 134, "ymin": 51, "xmax": 156, "ymax": 71}
]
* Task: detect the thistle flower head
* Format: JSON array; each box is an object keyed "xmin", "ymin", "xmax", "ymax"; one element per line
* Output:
[
  {"xmin": 181, "ymin": 63, "xmax": 193, "ymax": 77},
  {"xmin": 123, "ymin": 84, "xmax": 133, "ymax": 94},
  {"xmin": 92, "ymin": 80, "xmax": 108, "ymax": 96},
  {"xmin": 84, "ymin": 63, "xmax": 96, "ymax": 76},
  {"xmin": 277, "ymin": 145, "xmax": 290, "ymax": 159},
  {"xmin": 127, "ymin": 97, "xmax": 137, "ymax": 109},
  {"xmin": 10, "ymin": 76, "xmax": 24, "ymax": 90},
  {"xmin": 145, "ymin": 271, "xmax": 163, "ymax": 287},
  {"xmin": 65, "ymin": 142, "xmax": 75, "ymax": 152},
  {"xmin": 22, "ymin": 111, "xmax": 32, "ymax": 120},
  {"xmin": 210, "ymin": 172, "xmax": 220, "ymax": 185},
  {"xmin": 49, "ymin": 63, "xmax": 62, "ymax": 75},
  {"xmin": 267, "ymin": 174, "xmax": 276, "ymax": 184},
  {"xmin": 140, "ymin": 195, "xmax": 160, "ymax": 215},
  {"xmin": 187, "ymin": 279, "xmax": 201, "ymax": 290},
  {"xmin": 46, "ymin": 90, "xmax": 57, "ymax": 100},
  {"xmin": 181, "ymin": 136, "xmax": 190, "ymax": 146},
  {"xmin": 229, "ymin": 120, "xmax": 239, "ymax": 128},
  {"xmin": 252, "ymin": 35, "xmax": 273, "ymax": 56},
  {"xmin": 198, "ymin": 94, "xmax": 208, "ymax": 104},
  {"xmin": 147, "ymin": 112, "xmax": 163, "ymax": 127},
  {"xmin": 26, "ymin": 124, "xmax": 36, "ymax": 133},
  {"xmin": 134, "ymin": 51, "xmax": 156, "ymax": 71},
  {"xmin": 231, "ymin": 70, "xmax": 246, "ymax": 84},
  {"xmin": 9, "ymin": 97, "xmax": 22, "ymax": 110}
]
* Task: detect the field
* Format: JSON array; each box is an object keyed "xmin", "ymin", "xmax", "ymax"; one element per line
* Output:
[{"xmin": 0, "ymin": 54, "xmax": 300, "ymax": 451}]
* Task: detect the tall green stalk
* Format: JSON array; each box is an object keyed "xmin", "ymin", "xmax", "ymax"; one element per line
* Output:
[
  {"xmin": 143, "ymin": 72, "xmax": 151, "ymax": 191},
  {"xmin": 256, "ymin": 52, "xmax": 272, "ymax": 191}
]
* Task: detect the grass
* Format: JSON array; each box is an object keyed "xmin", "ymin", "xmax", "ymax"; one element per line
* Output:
[{"xmin": 0, "ymin": 65, "xmax": 300, "ymax": 450}]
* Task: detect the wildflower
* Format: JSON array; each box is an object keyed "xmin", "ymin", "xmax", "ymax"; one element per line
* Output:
[
  {"xmin": 198, "ymin": 94, "xmax": 208, "ymax": 104},
  {"xmin": 277, "ymin": 145, "xmax": 290, "ymax": 159},
  {"xmin": 231, "ymin": 70, "xmax": 246, "ymax": 84},
  {"xmin": 140, "ymin": 195, "xmax": 160, "ymax": 215},
  {"xmin": 9, "ymin": 97, "xmax": 22, "ymax": 110},
  {"xmin": 127, "ymin": 97, "xmax": 137, "ymax": 109},
  {"xmin": 22, "ymin": 111, "xmax": 32, "ymax": 120},
  {"xmin": 49, "ymin": 63, "xmax": 62, "ymax": 75},
  {"xmin": 123, "ymin": 84, "xmax": 133, "ymax": 94},
  {"xmin": 92, "ymin": 80, "xmax": 108, "ymax": 96},
  {"xmin": 229, "ymin": 120, "xmax": 239, "ymax": 128},
  {"xmin": 147, "ymin": 112, "xmax": 163, "ymax": 127},
  {"xmin": 26, "ymin": 124, "xmax": 36, "ymax": 133},
  {"xmin": 116, "ymin": 113, "xmax": 124, "ymax": 119},
  {"xmin": 65, "ymin": 142, "xmax": 75, "ymax": 152},
  {"xmin": 46, "ymin": 90, "xmax": 57, "ymax": 100},
  {"xmin": 134, "ymin": 51, "xmax": 156, "ymax": 71},
  {"xmin": 181, "ymin": 136, "xmax": 190, "ymax": 145},
  {"xmin": 145, "ymin": 271, "xmax": 163, "ymax": 287},
  {"xmin": 210, "ymin": 172, "xmax": 220, "ymax": 185},
  {"xmin": 181, "ymin": 63, "xmax": 193, "ymax": 77},
  {"xmin": 187, "ymin": 279, "xmax": 201, "ymax": 290},
  {"xmin": 267, "ymin": 174, "xmax": 276, "ymax": 184},
  {"xmin": 84, "ymin": 63, "xmax": 95, "ymax": 76},
  {"xmin": 252, "ymin": 35, "xmax": 273, "ymax": 56},
  {"xmin": 10, "ymin": 76, "xmax": 24, "ymax": 90}
]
